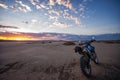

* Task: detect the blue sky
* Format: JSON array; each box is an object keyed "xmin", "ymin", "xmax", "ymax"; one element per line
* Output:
[{"xmin": 0, "ymin": 0, "xmax": 120, "ymax": 35}]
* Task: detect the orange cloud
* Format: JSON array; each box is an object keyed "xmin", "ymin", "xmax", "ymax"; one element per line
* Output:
[
  {"xmin": 0, "ymin": 3, "xmax": 8, "ymax": 9},
  {"xmin": 49, "ymin": 0, "xmax": 56, "ymax": 6}
]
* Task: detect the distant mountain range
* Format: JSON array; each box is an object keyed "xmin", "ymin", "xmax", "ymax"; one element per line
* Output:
[
  {"xmin": 61, "ymin": 33, "xmax": 120, "ymax": 41},
  {"xmin": 0, "ymin": 32, "xmax": 120, "ymax": 41},
  {"xmin": 48, "ymin": 33, "xmax": 120, "ymax": 41}
]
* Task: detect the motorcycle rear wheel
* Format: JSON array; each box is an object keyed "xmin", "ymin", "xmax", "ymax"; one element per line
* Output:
[{"xmin": 92, "ymin": 53, "xmax": 99, "ymax": 64}]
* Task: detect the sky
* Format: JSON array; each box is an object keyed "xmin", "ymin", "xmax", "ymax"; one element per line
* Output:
[{"xmin": 0, "ymin": 0, "xmax": 120, "ymax": 37}]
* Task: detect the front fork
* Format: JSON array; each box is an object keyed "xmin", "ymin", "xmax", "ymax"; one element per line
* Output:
[
  {"xmin": 84, "ymin": 53, "xmax": 91, "ymax": 68},
  {"xmin": 86, "ymin": 58, "xmax": 91, "ymax": 69}
]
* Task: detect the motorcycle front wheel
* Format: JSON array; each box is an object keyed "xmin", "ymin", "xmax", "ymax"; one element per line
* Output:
[{"xmin": 80, "ymin": 56, "xmax": 91, "ymax": 77}]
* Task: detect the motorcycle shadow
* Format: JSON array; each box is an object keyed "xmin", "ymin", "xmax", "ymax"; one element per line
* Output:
[{"xmin": 89, "ymin": 62, "xmax": 120, "ymax": 80}]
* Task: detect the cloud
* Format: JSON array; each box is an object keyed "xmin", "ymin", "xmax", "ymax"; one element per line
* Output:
[
  {"xmin": 35, "ymin": 3, "xmax": 49, "ymax": 10},
  {"xmin": 62, "ymin": 0, "xmax": 73, "ymax": 10},
  {"xmin": 49, "ymin": 15, "xmax": 57, "ymax": 20},
  {"xmin": 10, "ymin": 5, "xmax": 17, "ymax": 10},
  {"xmin": 0, "ymin": 25, "xmax": 19, "ymax": 29},
  {"xmin": 78, "ymin": 4, "xmax": 88, "ymax": 18},
  {"xmin": 39, "ymin": 4, "xmax": 49, "ymax": 10},
  {"xmin": 10, "ymin": 5, "xmax": 27, "ymax": 12},
  {"xmin": 36, "ymin": 4, "xmax": 41, "ymax": 9},
  {"xmin": 83, "ymin": 0, "xmax": 92, "ymax": 2},
  {"xmin": 16, "ymin": 1, "xmax": 32, "ymax": 12},
  {"xmin": 0, "ymin": 3, "xmax": 8, "ymax": 9},
  {"xmin": 49, "ymin": 0, "xmax": 56, "ymax": 6},
  {"xmin": 48, "ymin": 9, "xmax": 60, "ymax": 16},
  {"xmin": 48, "ymin": 9, "xmax": 62, "ymax": 22},
  {"xmin": 29, "ymin": 0, "xmax": 42, "ymax": 10},
  {"xmin": 80, "ymin": 12, "xmax": 86, "ymax": 18},
  {"xmin": 63, "ymin": 10, "xmax": 81, "ymax": 25},
  {"xmin": 79, "ymin": 4, "xmax": 85, "ymax": 12},
  {"xmin": 53, "ymin": 21, "xmax": 70, "ymax": 28},
  {"xmin": 49, "ymin": 0, "xmax": 74, "ymax": 10},
  {"xmin": 70, "ymin": 16, "xmax": 81, "ymax": 25},
  {"xmin": 31, "ymin": 19, "xmax": 37, "ymax": 23},
  {"xmin": 29, "ymin": 0, "xmax": 49, "ymax": 10},
  {"xmin": 10, "ymin": 5, "xmax": 21, "ymax": 12},
  {"xmin": 29, "ymin": 0, "xmax": 39, "ymax": 5},
  {"xmin": 49, "ymin": 15, "xmax": 59, "ymax": 22}
]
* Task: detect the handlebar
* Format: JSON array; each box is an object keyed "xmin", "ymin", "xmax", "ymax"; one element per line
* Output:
[{"xmin": 79, "ymin": 40, "xmax": 96, "ymax": 46}]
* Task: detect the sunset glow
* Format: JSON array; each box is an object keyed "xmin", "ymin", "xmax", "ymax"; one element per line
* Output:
[{"xmin": 0, "ymin": 36, "xmax": 38, "ymax": 41}]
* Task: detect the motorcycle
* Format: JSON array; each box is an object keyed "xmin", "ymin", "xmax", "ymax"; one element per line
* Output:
[{"xmin": 74, "ymin": 40, "xmax": 99, "ymax": 77}]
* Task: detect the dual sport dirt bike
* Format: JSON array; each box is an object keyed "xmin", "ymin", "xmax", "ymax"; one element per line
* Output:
[{"xmin": 74, "ymin": 40, "xmax": 99, "ymax": 77}]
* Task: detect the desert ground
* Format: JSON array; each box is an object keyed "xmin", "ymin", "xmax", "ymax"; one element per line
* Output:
[{"xmin": 0, "ymin": 41, "xmax": 120, "ymax": 80}]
